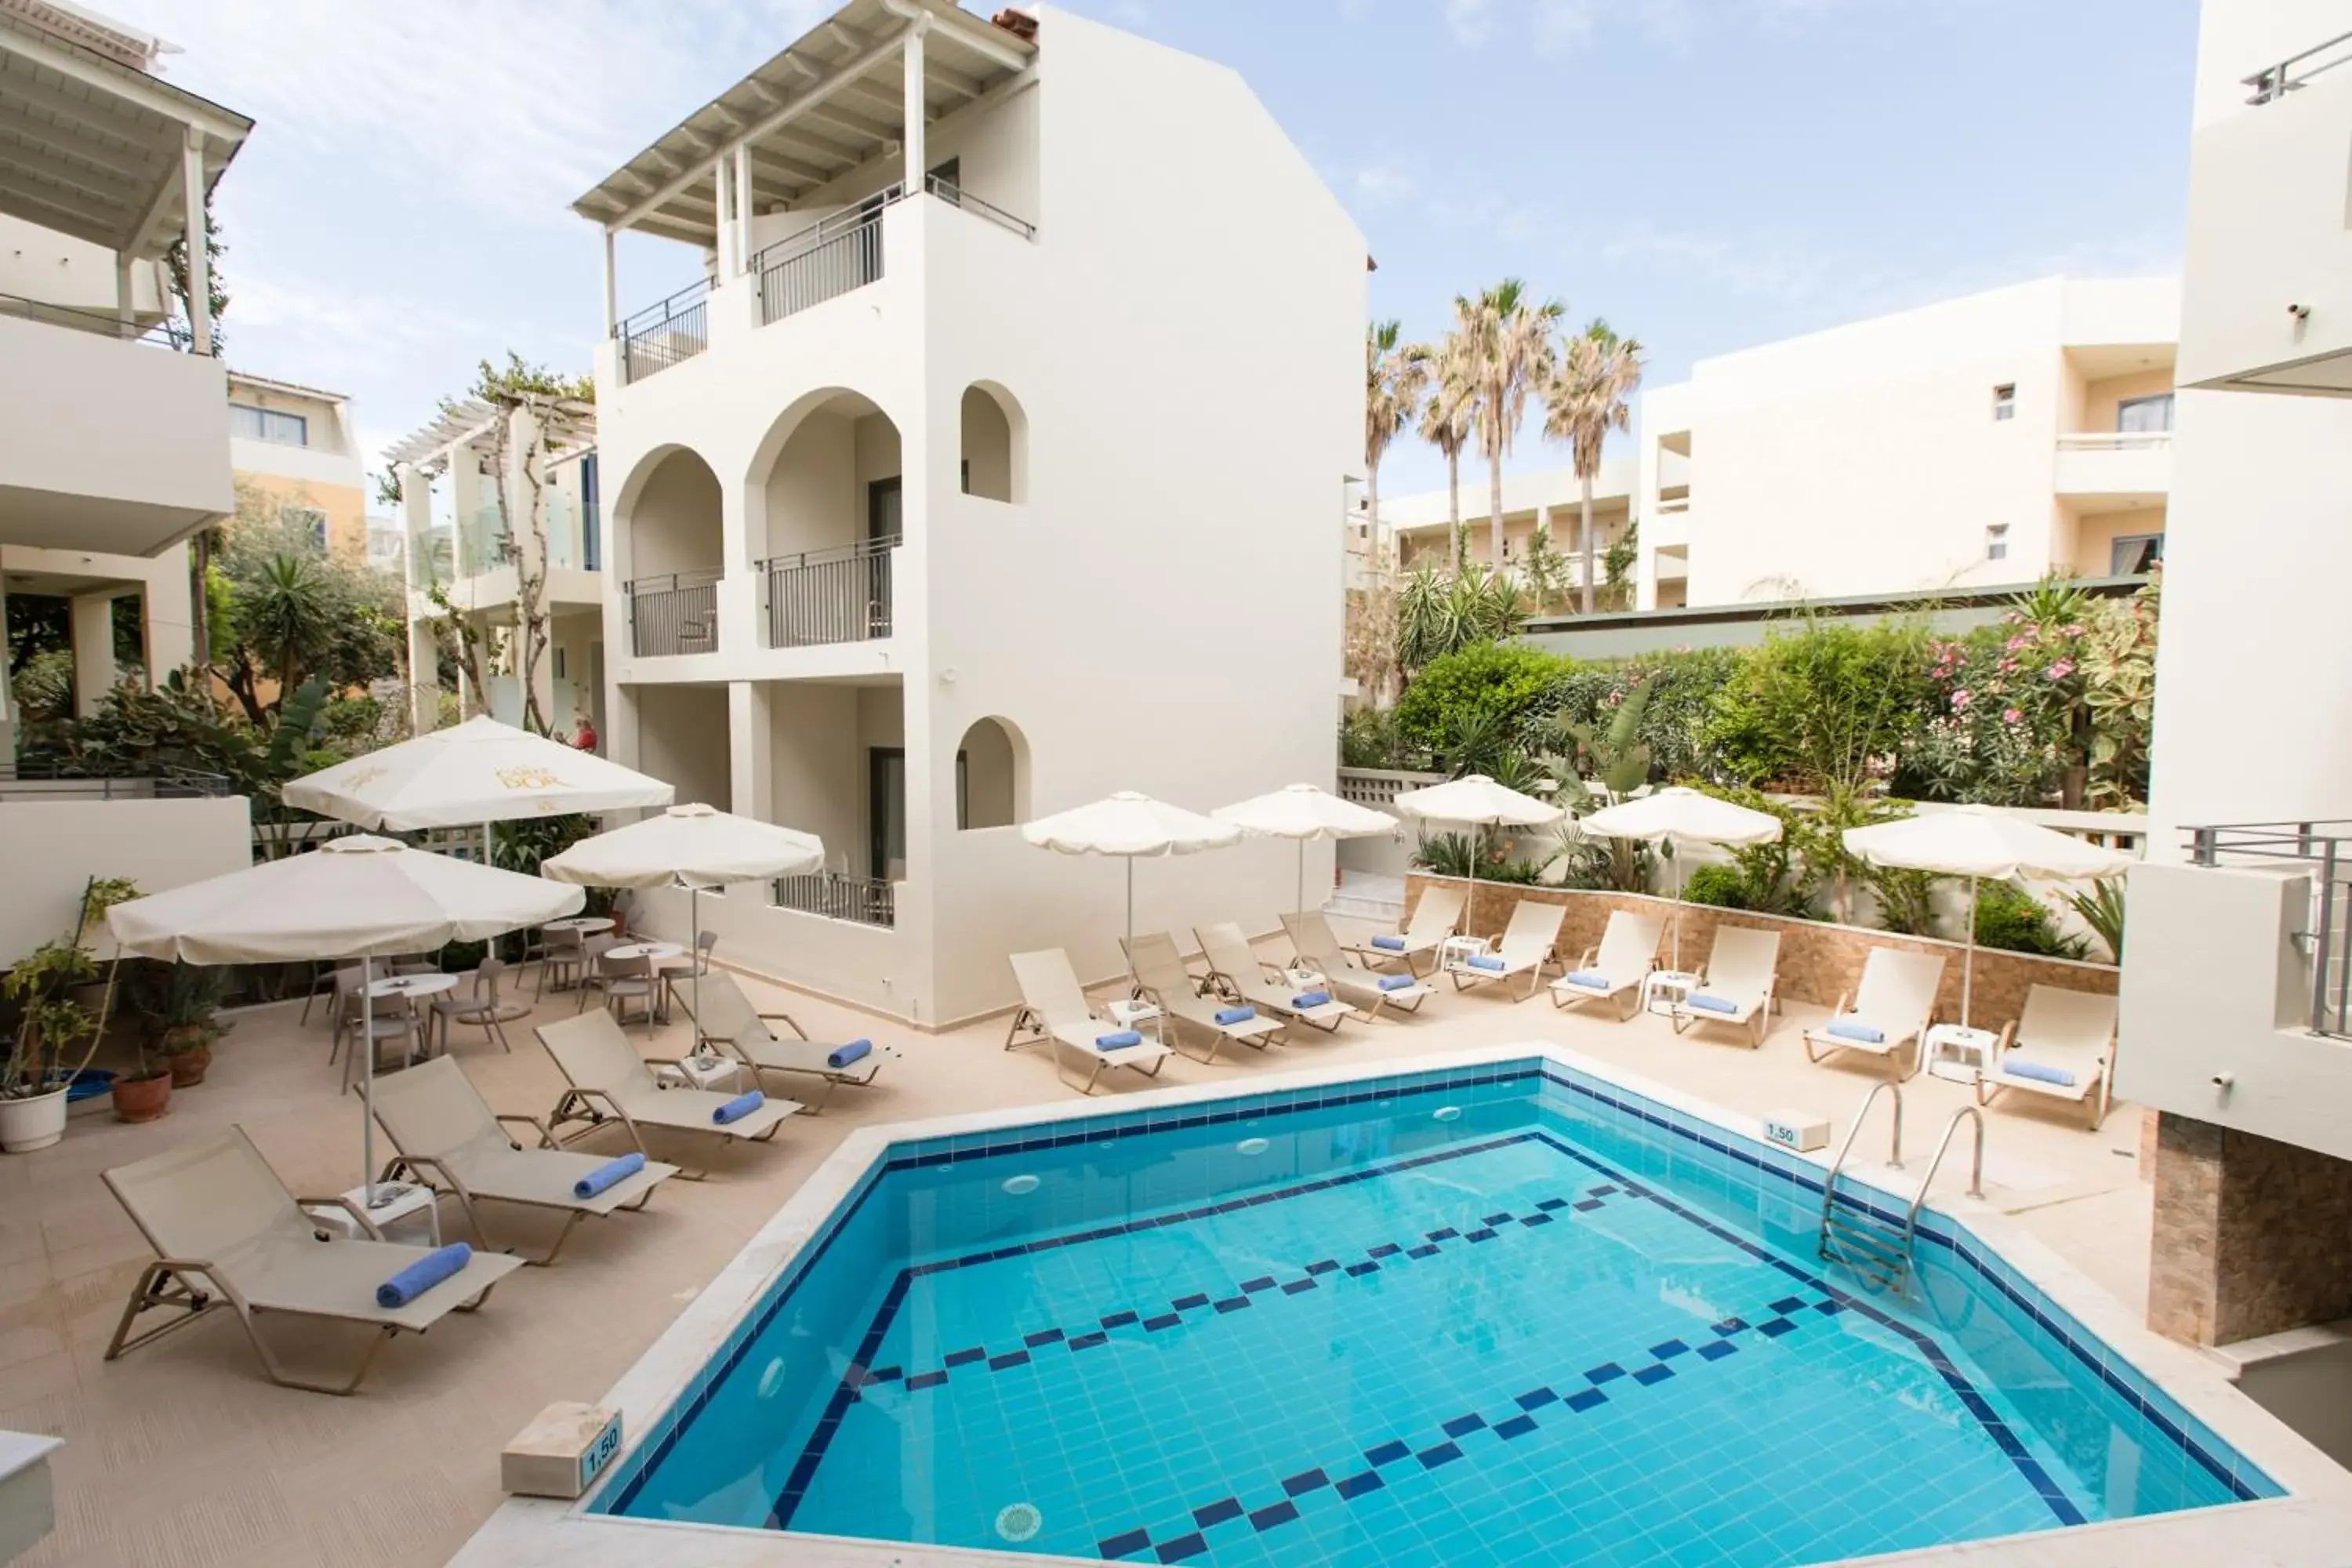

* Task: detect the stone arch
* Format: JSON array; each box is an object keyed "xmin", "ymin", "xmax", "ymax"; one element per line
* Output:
[
  {"xmin": 954, "ymin": 715, "xmax": 1029, "ymax": 829},
  {"xmin": 959, "ymin": 380, "xmax": 1026, "ymax": 503}
]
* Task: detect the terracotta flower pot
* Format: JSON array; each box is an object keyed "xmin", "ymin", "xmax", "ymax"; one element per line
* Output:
[
  {"xmin": 166, "ymin": 1045, "xmax": 212, "ymax": 1088},
  {"xmin": 111, "ymin": 1072, "xmax": 171, "ymax": 1124}
]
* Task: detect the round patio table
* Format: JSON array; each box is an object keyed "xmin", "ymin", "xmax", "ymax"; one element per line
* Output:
[{"xmin": 539, "ymin": 916, "xmax": 615, "ymax": 937}]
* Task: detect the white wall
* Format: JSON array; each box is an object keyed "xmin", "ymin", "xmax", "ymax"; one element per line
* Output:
[
  {"xmin": 0, "ymin": 215, "xmax": 168, "ymax": 315},
  {"xmin": 0, "ymin": 797, "xmax": 252, "ymax": 967}
]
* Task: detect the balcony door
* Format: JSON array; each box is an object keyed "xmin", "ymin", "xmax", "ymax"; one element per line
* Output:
[
  {"xmin": 866, "ymin": 477, "xmax": 900, "ymax": 637},
  {"xmin": 869, "ymin": 746, "xmax": 906, "ymax": 883}
]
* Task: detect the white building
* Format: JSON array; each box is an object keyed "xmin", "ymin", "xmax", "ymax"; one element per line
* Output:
[
  {"xmin": 1375, "ymin": 459, "xmax": 1640, "ymax": 604},
  {"xmin": 579, "ymin": 1, "xmax": 1363, "ymax": 1026},
  {"xmin": 1633, "ymin": 276, "xmax": 2178, "ymax": 610},
  {"xmin": 224, "ymin": 370, "xmax": 370, "ymax": 562}
]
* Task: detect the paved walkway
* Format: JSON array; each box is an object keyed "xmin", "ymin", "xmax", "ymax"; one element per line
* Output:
[{"xmin": 1, "ymin": 924, "xmax": 2152, "ymax": 1567}]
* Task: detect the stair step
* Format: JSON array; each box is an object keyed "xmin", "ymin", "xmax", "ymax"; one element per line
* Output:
[{"xmin": 1824, "ymin": 1214, "xmax": 1907, "ymax": 1255}]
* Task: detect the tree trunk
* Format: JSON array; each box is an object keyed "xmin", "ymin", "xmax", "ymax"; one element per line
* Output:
[
  {"xmin": 1446, "ymin": 448, "xmax": 1463, "ymax": 572},
  {"xmin": 1487, "ymin": 442, "xmax": 1505, "ymax": 576},
  {"xmin": 1579, "ymin": 472, "xmax": 1597, "ymax": 615},
  {"xmin": 188, "ymin": 530, "xmax": 212, "ymax": 709}
]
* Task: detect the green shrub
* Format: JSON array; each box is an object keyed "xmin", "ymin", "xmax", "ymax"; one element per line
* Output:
[
  {"xmin": 1681, "ymin": 862, "xmax": 1751, "ymax": 910},
  {"xmin": 1395, "ymin": 641, "xmax": 1572, "ymax": 764},
  {"xmin": 1704, "ymin": 619, "xmax": 1933, "ymax": 791},
  {"xmin": 1973, "ymin": 880, "xmax": 2089, "ymax": 960},
  {"xmin": 1338, "ymin": 708, "xmax": 1418, "ymax": 771}
]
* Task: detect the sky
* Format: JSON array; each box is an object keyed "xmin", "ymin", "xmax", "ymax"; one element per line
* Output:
[{"xmin": 124, "ymin": 0, "xmax": 2201, "ymax": 501}]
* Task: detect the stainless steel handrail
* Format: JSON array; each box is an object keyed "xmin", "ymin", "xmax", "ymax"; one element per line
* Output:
[
  {"xmin": 2246, "ymin": 28, "xmax": 2352, "ymax": 103},
  {"xmin": 1902, "ymin": 1106, "xmax": 1987, "ymax": 1251}
]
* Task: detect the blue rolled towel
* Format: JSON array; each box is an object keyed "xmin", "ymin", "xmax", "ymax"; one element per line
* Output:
[
  {"xmin": 1370, "ymin": 935, "xmax": 1407, "ymax": 952},
  {"xmin": 1825, "ymin": 1019, "xmax": 1885, "ymax": 1044},
  {"xmin": 1377, "ymin": 974, "xmax": 1416, "ymax": 992},
  {"xmin": 1564, "ymin": 969, "xmax": 1610, "ymax": 989},
  {"xmin": 1095, "ymin": 1029, "xmax": 1144, "ymax": 1049},
  {"xmin": 1466, "ymin": 954, "xmax": 1507, "ymax": 972},
  {"xmin": 712, "ymin": 1090, "xmax": 767, "ymax": 1125},
  {"xmin": 376, "ymin": 1242, "xmax": 472, "ymax": 1308},
  {"xmin": 2002, "ymin": 1058, "xmax": 2076, "ymax": 1087},
  {"xmin": 1686, "ymin": 993, "xmax": 1740, "ymax": 1015},
  {"xmin": 573, "ymin": 1151, "xmax": 645, "ymax": 1200},
  {"xmin": 827, "ymin": 1039, "xmax": 873, "ymax": 1070},
  {"xmin": 1291, "ymin": 990, "xmax": 1333, "ymax": 1008},
  {"xmin": 1214, "ymin": 1005, "xmax": 1256, "ymax": 1025}
]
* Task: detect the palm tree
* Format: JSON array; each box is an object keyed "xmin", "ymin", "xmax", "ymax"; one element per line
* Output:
[
  {"xmin": 1544, "ymin": 318, "xmax": 1643, "ymax": 614},
  {"xmin": 242, "ymin": 554, "xmax": 335, "ymax": 710},
  {"xmin": 1416, "ymin": 321, "xmax": 1478, "ymax": 571},
  {"xmin": 1461, "ymin": 279, "xmax": 1563, "ymax": 574},
  {"xmin": 1364, "ymin": 321, "xmax": 1430, "ymax": 538}
]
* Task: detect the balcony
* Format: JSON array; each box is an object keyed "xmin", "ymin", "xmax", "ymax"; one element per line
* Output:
[
  {"xmin": 2053, "ymin": 430, "xmax": 2172, "ymax": 501},
  {"xmin": 761, "ymin": 540, "xmax": 893, "ymax": 648},
  {"xmin": 0, "ymin": 297, "xmax": 231, "ymax": 556},
  {"xmin": 627, "ymin": 570, "xmax": 720, "ymax": 657},
  {"xmin": 614, "ymin": 281, "xmax": 710, "ymax": 387},
  {"xmin": 773, "ymin": 870, "xmax": 895, "ymax": 929}
]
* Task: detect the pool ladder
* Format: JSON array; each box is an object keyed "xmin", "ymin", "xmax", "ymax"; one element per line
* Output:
[{"xmin": 1817, "ymin": 1086, "xmax": 1986, "ymax": 1293}]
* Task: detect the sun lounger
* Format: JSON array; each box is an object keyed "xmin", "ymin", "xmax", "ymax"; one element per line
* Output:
[
  {"xmin": 100, "ymin": 1126, "xmax": 524, "ymax": 1394},
  {"xmin": 1669, "ymin": 926, "xmax": 1781, "ymax": 1047},
  {"xmin": 1281, "ymin": 910, "xmax": 1436, "ymax": 1018},
  {"xmin": 1549, "ymin": 909, "xmax": 1668, "ymax": 1019},
  {"xmin": 535, "ymin": 1011, "xmax": 799, "ymax": 1175},
  {"xmin": 1976, "ymin": 984, "xmax": 2118, "ymax": 1130},
  {"xmin": 370, "ymin": 1056, "xmax": 678, "ymax": 1263},
  {"xmin": 1123, "ymin": 932, "xmax": 1289, "ymax": 1062},
  {"xmin": 1802, "ymin": 948, "xmax": 1946, "ymax": 1079},
  {"xmin": 684, "ymin": 970, "xmax": 898, "ymax": 1112},
  {"xmin": 1446, "ymin": 899, "xmax": 1566, "ymax": 1000},
  {"xmin": 1005, "ymin": 949, "xmax": 1175, "ymax": 1094},
  {"xmin": 1195, "ymin": 920, "xmax": 1356, "ymax": 1032},
  {"xmin": 1345, "ymin": 884, "xmax": 1464, "ymax": 977}
]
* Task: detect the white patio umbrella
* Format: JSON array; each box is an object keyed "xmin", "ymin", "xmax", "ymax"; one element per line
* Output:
[
  {"xmin": 1579, "ymin": 786, "xmax": 1783, "ymax": 971},
  {"xmin": 1022, "ymin": 791, "xmax": 1241, "ymax": 949},
  {"xmin": 1390, "ymin": 774, "xmax": 1563, "ymax": 931},
  {"xmin": 540, "ymin": 804, "xmax": 826, "ymax": 1022},
  {"xmin": 1842, "ymin": 804, "xmax": 2130, "ymax": 1028},
  {"xmin": 107, "ymin": 835, "xmax": 583, "ymax": 1204},
  {"xmin": 1213, "ymin": 782, "xmax": 1398, "ymax": 916},
  {"xmin": 281, "ymin": 713, "xmax": 674, "ymax": 858}
]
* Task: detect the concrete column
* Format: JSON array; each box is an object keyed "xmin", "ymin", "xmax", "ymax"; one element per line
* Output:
[
  {"xmin": 733, "ymin": 146, "xmax": 753, "ymax": 277},
  {"xmin": 2149, "ymin": 1112, "xmax": 2352, "ymax": 1346},
  {"xmin": 903, "ymin": 16, "xmax": 930, "ymax": 192},
  {"xmin": 407, "ymin": 618, "xmax": 441, "ymax": 735},
  {"xmin": 0, "ymin": 581, "xmax": 15, "ymax": 748},
  {"xmin": 710, "ymin": 155, "xmax": 731, "ymax": 287},
  {"xmin": 142, "ymin": 556, "xmax": 194, "ymax": 681},
  {"xmin": 180, "ymin": 129, "xmax": 211, "ymax": 356},
  {"xmin": 728, "ymin": 681, "xmax": 772, "ymax": 822},
  {"xmin": 1635, "ymin": 535, "xmax": 1660, "ymax": 612},
  {"xmin": 601, "ymin": 227, "xmax": 618, "ymax": 337},
  {"xmin": 114, "ymin": 253, "xmax": 133, "ymax": 332},
  {"xmin": 69, "ymin": 593, "xmax": 118, "ymax": 717}
]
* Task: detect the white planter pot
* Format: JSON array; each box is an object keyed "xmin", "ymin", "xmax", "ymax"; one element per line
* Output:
[{"xmin": 0, "ymin": 1086, "xmax": 71, "ymax": 1152}]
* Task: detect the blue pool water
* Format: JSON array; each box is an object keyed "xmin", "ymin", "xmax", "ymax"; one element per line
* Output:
[{"xmin": 597, "ymin": 1061, "xmax": 2278, "ymax": 1565}]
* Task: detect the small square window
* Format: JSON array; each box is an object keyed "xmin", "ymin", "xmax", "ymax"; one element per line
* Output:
[
  {"xmin": 1991, "ymin": 384, "xmax": 2016, "ymax": 421},
  {"xmin": 1985, "ymin": 524, "xmax": 2009, "ymax": 562}
]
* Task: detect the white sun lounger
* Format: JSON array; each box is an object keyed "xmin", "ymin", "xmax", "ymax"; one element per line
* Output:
[
  {"xmin": 1977, "ymin": 984, "xmax": 2118, "ymax": 1130},
  {"xmin": 1195, "ymin": 920, "xmax": 1356, "ymax": 1033},
  {"xmin": 100, "ymin": 1126, "xmax": 524, "ymax": 1394},
  {"xmin": 1281, "ymin": 910, "xmax": 1436, "ymax": 1018},
  {"xmin": 1549, "ymin": 909, "xmax": 1668, "ymax": 1019},
  {"xmin": 1345, "ymin": 884, "xmax": 1464, "ymax": 976},
  {"xmin": 1005, "ymin": 948, "xmax": 1176, "ymax": 1094},
  {"xmin": 370, "ymin": 1056, "xmax": 678, "ymax": 1264},
  {"xmin": 1123, "ymin": 931, "xmax": 1289, "ymax": 1062},
  {"xmin": 1669, "ymin": 926, "xmax": 1782, "ymax": 1047},
  {"xmin": 1447, "ymin": 899, "xmax": 1566, "ymax": 1001},
  {"xmin": 536, "ymin": 1011, "xmax": 799, "ymax": 1175},
  {"xmin": 685, "ymin": 970, "xmax": 898, "ymax": 1112},
  {"xmin": 1802, "ymin": 948, "xmax": 1947, "ymax": 1080}
]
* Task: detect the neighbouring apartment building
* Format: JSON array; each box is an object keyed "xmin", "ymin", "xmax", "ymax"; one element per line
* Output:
[
  {"xmin": 2111, "ymin": 0, "xmax": 2352, "ymax": 1423},
  {"xmin": 1378, "ymin": 459, "xmax": 1639, "ymax": 605},
  {"xmin": 225, "ymin": 368, "xmax": 372, "ymax": 563},
  {"xmin": 581, "ymin": 0, "xmax": 1362, "ymax": 1026}
]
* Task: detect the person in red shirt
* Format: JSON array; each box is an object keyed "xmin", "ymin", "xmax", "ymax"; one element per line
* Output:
[{"xmin": 571, "ymin": 711, "xmax": 598, "ymax": 752}]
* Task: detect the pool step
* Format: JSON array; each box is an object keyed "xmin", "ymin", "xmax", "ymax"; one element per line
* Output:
[{"xmin": 1819, "ymin": 1202, "xmax": 1911, "ymax": 1290}]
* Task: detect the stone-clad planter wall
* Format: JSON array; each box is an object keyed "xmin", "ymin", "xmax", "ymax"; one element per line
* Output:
[{"xmin": 1404, "ymin": 873, "xmax": 2118, "ymax": 1037}]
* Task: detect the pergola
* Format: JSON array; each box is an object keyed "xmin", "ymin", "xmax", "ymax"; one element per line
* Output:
[
  {"xmin": 0, "ymin": 0, "xmax": 250, "ymax": 350},
  {"xmin": 571, "ymin": 0, "xmax": 1036, "ymax": 332}
]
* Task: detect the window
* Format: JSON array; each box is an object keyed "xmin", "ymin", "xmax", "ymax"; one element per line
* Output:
[
  {"xmin": 1985, "ymin": 524, "xmax": 2009, "ymax": 562},
  {"xmin": 230, "ymin": 402, "xmax": 310, "ymax": 447},
  {"xmin": 283, "ymin": 504, "xmax": 328, "ymax": 550},
  {"xmin": 2109, "ymin": 533, "xmax": 2163, "ymax": 575},
  {"xmin": 2116, "ymin": 393, "xmax": 2174, "ymax": 434},
  {"xmin": 1991, "ymin": 384, "xmax": 2016, "ymax": 422}
]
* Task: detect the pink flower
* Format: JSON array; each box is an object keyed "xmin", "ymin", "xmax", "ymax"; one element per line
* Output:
[
  {"xmin": 2005, "ymin": 634, "xmax": 2030, "ymax": 652},
  {"xmin": 1951, "ymin": 688, "xmax": 1973, "ymax": 709},
  {"xmin": 2002, "ymin": 707, "xmax": 2021, "ymax": 725},
  {"xmin": 1998, "ymin": 658, "xmax": 2017, "ymax": 674},
  {"xmin": 2061, "ymin": 623, "xmax": 2085, "ymax": 638},
  {"xmin": 2047, "ymin": 659, "xmax": 2075, "ymax": 681}
]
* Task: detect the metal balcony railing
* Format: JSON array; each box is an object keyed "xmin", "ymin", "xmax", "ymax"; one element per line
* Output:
[
  {"xmin": 773, "ymin": 871, "xmax": 895, "ymax": 928},
  {"xmin": 924, "ymin": 172, "xmax": 1036, "ymax": 239},
  {"xmin": 760, "ymin": 539, "xmax": 893, "ymax": 648},
  {"xmin": 755, "ymin": 191, "xmax": 897, "ymax": 326},
  {"xmin": 2056, "ymin": 431, "xmax": 2174, "ymax": 452},
  {"xmin": 2246, "ymin": 28, "xmax": 2352, "ymax": 103},
  {"xmin": 0, "ymin": 762, "xmax": 231, "ymax": 800},
  {"xmin": 615, "ymin": 281, "xmax": 710, "ymax": 384},
  {"xmin": 2187, "ymin": 820, "xmax": 2352, "ymax": 1036},
  {"xmin": 0, "ymin": 291, "xmax": 187, "ymax": 349},
  {"xmin": 626, "ymin": 570, "xmax": 721, "ymax": 657}
]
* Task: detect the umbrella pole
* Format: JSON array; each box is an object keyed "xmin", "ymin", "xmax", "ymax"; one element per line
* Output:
[
  {"xmin": 1297, "ymin": 837, "xmax": 1306, "ymax": 918},
  {"xmin": 1671, "ymin": 840, "xmax": 1683, "ymax": 973},
  {"xmin": 691, "ymin": 884, "xmax": 702, "ymax": 1037},
  {"xmin": 1962, "ymin": 876, "xmax": 1979, "ymax": 1029},
  {"xmin": 361, "ymin": 952, "xmax": 376, "ymax": 1209}
]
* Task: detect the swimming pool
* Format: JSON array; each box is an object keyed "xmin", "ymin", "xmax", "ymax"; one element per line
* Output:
[{"xmin": 590, "ymin": 1058, "xmax": 2279, "ymax": 1566}]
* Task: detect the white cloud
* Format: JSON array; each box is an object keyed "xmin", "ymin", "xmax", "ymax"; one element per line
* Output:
[
  {"xmin": 1353, "ymin": 162, "xmax": 1419, "ymax": 206},
  {"xmin": 1531, "ymin": 0, "xmax": 1601, "ymax": 55},
  {"xmin": 1444, "ymin": 0, "xmax": 1496, "ymax": 48}
]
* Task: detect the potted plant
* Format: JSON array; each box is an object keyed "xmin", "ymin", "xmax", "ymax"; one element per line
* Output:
[
  {"xmin": 136, "ymin": 960, "xmax": 227, "ymax": 1088},
  {"xmin": 1, "ymin": 940, "xmax": 106, "ymax": 1150}
]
